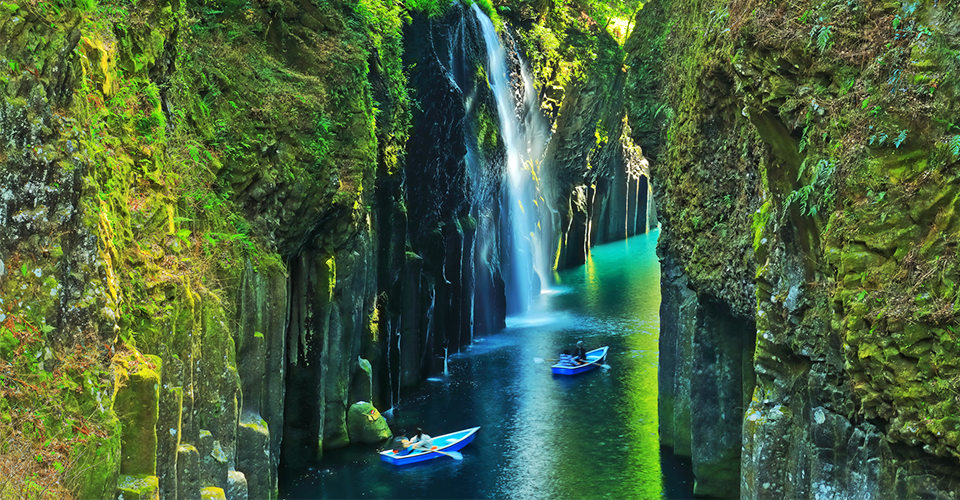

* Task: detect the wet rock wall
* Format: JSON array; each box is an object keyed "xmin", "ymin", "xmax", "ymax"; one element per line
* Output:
[
  {"xmin": 627, "ymin": 0, "xmax": 960, "ymax": 497},
  {"xmin": 0, "ymin": 0, "xmax": 651, "ymax": 497}
]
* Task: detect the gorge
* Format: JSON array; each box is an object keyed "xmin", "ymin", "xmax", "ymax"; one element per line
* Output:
[{"xmin": 2, "ymin": 0, "xmax": 960, "ymax": 499}]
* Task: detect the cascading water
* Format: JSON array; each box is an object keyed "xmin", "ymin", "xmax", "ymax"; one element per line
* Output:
[{"xmin": 473, "ymin": 5, "xmax": 553, "ymax": 314}]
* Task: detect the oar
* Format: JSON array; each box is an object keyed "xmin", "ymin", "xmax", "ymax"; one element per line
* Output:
[
  {"xmin": 584, "ymin": 358, "xmax": 610, "ymax": 369},
  {"xmin": 431, "ymin": 448, "xmax": 463, "ymax": 460}
]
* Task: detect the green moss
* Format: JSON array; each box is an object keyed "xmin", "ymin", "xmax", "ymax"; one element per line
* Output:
[
  {"xmin": 112, "ymin": 354, "xmax": 162, "ymax": 476},
  {"xmin": 200, "ymin": 486, "xmax": 227, "ymax": 500},
  {"xmin": 752, "ymin": 201, "xmax": 772, "ymax": 253},
  {"xmin": 116, "ymin": 474, "xmax": 160, "ymax": 500},
  {"xmin": 475, "ymin": 102, "xmax": 500, "ymax": 152}
]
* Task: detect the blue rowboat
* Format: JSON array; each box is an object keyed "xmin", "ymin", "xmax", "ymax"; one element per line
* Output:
[
  {"xmin": 551, "ymin": 346, "xmax": 609, "ymax": 375},
  {"xmin": 379, "ymin": 426, "xmax": 480, "ymax": 465}
]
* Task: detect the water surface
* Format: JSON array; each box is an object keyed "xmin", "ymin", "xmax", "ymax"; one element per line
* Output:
[{"xmin": 281, "ymin": 230, "xmax": 671, "ymax": 499}]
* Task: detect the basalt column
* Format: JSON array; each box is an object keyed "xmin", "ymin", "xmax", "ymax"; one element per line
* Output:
[
  {"xmin": 281, "ymin": 228, "xmax": 378, "ymax": 464},
  {"xmin": 659, "ymin": 257, "xmax": 756, "ymax": 499},
  {"xmin": 381, "ymin": 4, "xmax": 507, "ymax": 395}
]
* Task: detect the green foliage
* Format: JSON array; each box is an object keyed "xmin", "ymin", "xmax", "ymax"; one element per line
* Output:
[
  {"xmin": 811, "ymin": 24, "xmax": 831, "ymax": 54},
  {"xmin": 752, "ymin": 201, "xmax": 772, "ymax": 251},
  {"xmin": 951, "ymin": 135, "xmax": 960, "ymax": 156},
  {"xmin": 309, "ymin": 113, "xmax": 333, "ymax": 167},
  {"xmin": 0, "ymin": 310, "xmax": 113, "ymax": 498},
  {"xmin": 404, "ymin": 0, "xmax": 452, "ymax": 18},
  {"xmin": 784, "ymin": 158, "xmax": 836, "ymax": 217},
  {"xmin": 595, "ymin": 119, "xmax": 609, "ymax": 146},
  {"xmin": 894, "ymin": 129, "xmax": 908, "ymax": 148},
  {"xmin": 74, "ymin": 0, "xmax": 96, "ymax": 12}
]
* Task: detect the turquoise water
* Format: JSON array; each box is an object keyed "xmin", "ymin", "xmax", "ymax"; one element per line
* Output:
[{"xmin": 281, "ymin": 229, "xmax": 669, "ymax": 499}]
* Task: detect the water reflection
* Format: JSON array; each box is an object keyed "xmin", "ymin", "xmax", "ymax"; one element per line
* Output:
[{"xmin": 280, "ymin": 230, "xmax": 663, "ymax": 499}]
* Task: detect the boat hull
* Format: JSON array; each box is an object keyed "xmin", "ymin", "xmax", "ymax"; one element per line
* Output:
[
  {"xmin": 379, "ymin": 426, "xmax": 480, "ymax": 465},
  {"xmin": 551, "ymin": 346, "xmax": 608, "ymax": 375}
]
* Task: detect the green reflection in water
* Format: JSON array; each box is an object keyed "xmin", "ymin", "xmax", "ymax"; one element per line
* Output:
[{"xmin": 546, "ymin": 230, "xmax": 663, "ymax": 498}]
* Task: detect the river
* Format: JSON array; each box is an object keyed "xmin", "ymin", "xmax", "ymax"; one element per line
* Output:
[{"xmin": 280, "ymin": 228, "xmax": 693, "ymax": 499}]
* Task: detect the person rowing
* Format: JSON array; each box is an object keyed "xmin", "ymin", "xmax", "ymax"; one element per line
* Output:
[
  {"xmin": 408, "ymin": 427, "xmax": 433, "ymax": 452},
  {"xmin": 574, "ymin": 340, "xmax": 588, "ymax": 364}
]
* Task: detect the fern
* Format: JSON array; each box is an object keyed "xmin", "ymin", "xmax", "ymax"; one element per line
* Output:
[
  {"xmin": 950, "ymin": 135, "xmax": 960, "ymax": 156},
  {"xmin": 784, "ymin": 159, "xmax": 836, "ymax": 218},
  {"xmin": 817, "ymin": 25, "xmax": 832, "ymax": 54},
  {"xmin": 894, "ymin": 130, "xmax": 908, "ymax": 148},
  {"xmin": 784, "ymin": 184, "xmax": 815, "ymax": 217}
]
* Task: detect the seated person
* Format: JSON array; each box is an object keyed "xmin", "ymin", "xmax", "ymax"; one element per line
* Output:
[
  {"xmin": 558, "ymin": 350, "xmax": 576, "ymax": 367},
  {"xmin": 408, "ymin": 427, "xmax": 433, "ymax": 452},
  {"xmin": 390, "ymin": 429, "xmax": 410, "ymax": 454}
]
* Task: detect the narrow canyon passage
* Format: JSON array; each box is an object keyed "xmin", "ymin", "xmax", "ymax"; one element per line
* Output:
[{"xmin": 280, "ymin": 230, "xmax": 676, "ymax": 499}]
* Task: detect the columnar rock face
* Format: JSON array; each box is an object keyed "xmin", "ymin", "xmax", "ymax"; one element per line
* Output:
[
  {"xmin": 627, "ymin": 0, "xmax": 960, "ymax": 497},
  {"xmin": 535, "ymin": 32, "xmax": 654, "ymax": 270},
  {"xmin": 0, "ymin": 0, "xmax": 649, "ymax": 497},
  {"xmin": 236, "ymin": 260, "xmax": 286, "ymax": 496},
  {"xmin": 660, "ymin": 258, "xmax": 756, "ymax": 498},
  {"xmin": 379, "ymin": 5, "xmax": 509, "ymax": 398},
  {"xmin": 0, "ymin": 0, "xmax": 403, "ymax": 496}
]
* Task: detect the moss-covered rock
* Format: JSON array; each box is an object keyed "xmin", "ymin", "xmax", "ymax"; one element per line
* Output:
[
  {"xmin": 177, "ymin": 443, "xmax": 200, "ymax": 500},
  {"xmin": 200, "ymin": 486, "xmax": 226, "ymax": 500},
  {"xmin": 116, "ymin": 474, "xmax": 160, "ymax": 500},
  {"xmin": 237, "ymin": 412, "xmax": 272, "ymax": 500},
  {"xmin": 628, "ymin": 0, "xmax": 960, "ymax": 496},
  {"xmin": 113, "ymin": 354, "xmax": 162, "ymax": 476},
  {"xmin": 346, "ymin": 401, "xmax": 392, "ymax": 444}
]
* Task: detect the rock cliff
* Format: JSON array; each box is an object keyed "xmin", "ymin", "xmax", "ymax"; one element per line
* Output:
[
  {"xmin": 627, "ymin": 0, "xmax": 960, "ymax": 497},
  {"xmin": 0, "ymin": 0, "xmax": 640, "ymax": 497}
]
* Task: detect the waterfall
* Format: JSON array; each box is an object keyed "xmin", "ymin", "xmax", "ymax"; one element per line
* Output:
[
  {"xmin": 473, "ymin": 5, "xmax": 552, "ymax": 314},
  {"xmin": 646, "ymin": 178, "xmax": 654, "ymax": 233}
]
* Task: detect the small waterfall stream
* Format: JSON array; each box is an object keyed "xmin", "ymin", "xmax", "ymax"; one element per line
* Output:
[{"xmin": 473, "ymin": 5, "xmax": 552, "ymax": 314}]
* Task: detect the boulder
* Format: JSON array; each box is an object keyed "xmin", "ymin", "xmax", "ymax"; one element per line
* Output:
[{"xmin": 346, "ymin": 401, "xmax": 392, "ymax": 444}]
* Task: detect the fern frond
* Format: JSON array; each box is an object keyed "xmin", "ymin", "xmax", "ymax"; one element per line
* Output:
[
  {"xmin": 817, "ymin": 26, "xmax": 831, "ymax": 54},
  {"xmin": 950, "ymin": 135, "xmax": 960, "ymax": 156},
  {"xmin": 797, "ymin": 158, "xmax": 808, "ymax": 181}
]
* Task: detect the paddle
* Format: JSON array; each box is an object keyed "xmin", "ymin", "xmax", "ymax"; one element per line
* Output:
[
  {"xmin": 582, "ymin": 358, "xmax": 610, "ymax": 369},
  {"xmin": 536, "ymin": 357, "xmax": 608, "ymax": 368},
  {"xmin": 431, "ymin": 448, "xmax": 463, "ymax": 460}
]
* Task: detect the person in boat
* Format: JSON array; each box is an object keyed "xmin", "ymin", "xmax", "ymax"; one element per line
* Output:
[
  {"xmin": 390, "ymin": 429, "xmax": 410, "ymax": 454},
  {"xmin": 408, "ymin": 427, "xmax": 433, "ymax": 452},
  {"xmin": 558, "ymin": 350, "xmax": 576, "ymax": 367},
  {"xmin": 574, "ymin": 340, "xmax": 588, "ymax": 364}
]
